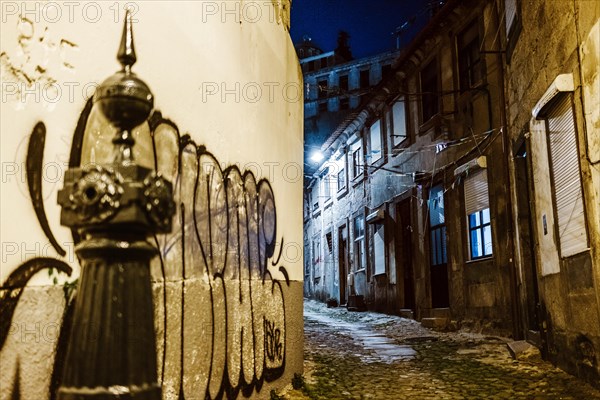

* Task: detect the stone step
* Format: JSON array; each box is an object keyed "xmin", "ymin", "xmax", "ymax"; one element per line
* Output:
[
  {"xmin": 430, "ymin": 307, "xmax": 451, "ymax": 318},
  {"xmin": 421, "ymin": 317, "xmax": 449, "ymax": 331},
  {"xmin": 399, "ymin": 309, "xmax": 414, "ymax": 319}
]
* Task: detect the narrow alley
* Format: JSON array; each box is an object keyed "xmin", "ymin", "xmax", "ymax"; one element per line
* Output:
[{"xmin": 283, "ymin": 300, "xmax": 600, "ymax": 400}]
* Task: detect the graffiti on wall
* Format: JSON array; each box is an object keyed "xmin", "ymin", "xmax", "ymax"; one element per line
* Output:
[{"xmin": 0, "ymin": 100, "xmax": 291, "ymax": 400}]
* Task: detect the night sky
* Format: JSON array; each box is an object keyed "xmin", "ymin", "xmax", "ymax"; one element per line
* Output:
[{"xmin": 290, "ymin": 0, "xmax": 434, "ymax": 59}]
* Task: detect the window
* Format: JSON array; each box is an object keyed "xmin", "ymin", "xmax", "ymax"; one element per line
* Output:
[
  {"xmin": 420, "ymin": 59, "xmax": 439, "ymax": 123},
  {"xmin": 351, "ymin": 141, "xmax": 363, "ymax": 180},
  {"xmin": 468, "ymin": 209, "xmax": 492, "ymax": 259},
  {"xmin": 323, "ymin": 168, "xmax": 332, "ymax": 202},
  {"xmin": 313, "ymin": 237, "xmax": 321, "ymax": 278},
  {"xmin": 505, "ymin": 0, "xmax": 518, "ymax": 37},
  {"xmin": 390, "ymin": 97, "xmax": 408, "ymax": 146},
  {"xmin": 318, "ymin": 79, "xmax": 328, "ymax": 99},
  {"xmin": 360, "ymin": 69, "xmax": 370, "ymax": 88},
  {"xmin": 369, "ymin": 119, "xmax": 382, "ymax": 163},
  {"xmin": 382, "ymin": 64, "xmax": 392, "ymax": 79},
  {"xmin": 307, "ymin": 60, "xmax": 315, "ymax": 72},
  {"xmin": 373, "ymin": 223, "xmax": 385, "ymax": 275},
  {"xmin": 458, "ymin": 20, "xmax": 482, "ymax": 91},
  {"xmin": 318, "ymin": 101, "xmax": 328, "ymax": 113},
  {"xmin": 339, "ymin": 74, "xmax": 349, "ymax": 92},
  {"xmin": 337, "ymin": 167, "xmax": 346, "ymax": 191},
  {"xmin": 353, "ymin": 214, "xmax": 365, "ymax": 271},
  {"xmin": 429, "ymin": 184, "xmax": 447, "ymax": 266},
  {"xmin": 546, "ymin": 94, "xmax": 588, "ymax": 257},
  {"xmin": 464, "ymin": 169, "xmax": 492, "ymax": 259},
  {"xmin": 312, "ymin": 186, "xmax": 319, "ymax": 211},
  {"xmin": 505, "ymin": 0, "xmax": 521, "ymax": 61}
]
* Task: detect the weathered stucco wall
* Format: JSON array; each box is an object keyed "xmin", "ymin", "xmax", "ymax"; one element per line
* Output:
[{"xmin": 0, "ymin": 2, "xmax": 303, "ymax": 399}]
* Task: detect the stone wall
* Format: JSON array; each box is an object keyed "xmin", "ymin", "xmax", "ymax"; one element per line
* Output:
[{"xmin": 504, "ymin": 0, "xmax": 600, "ymax": 386}]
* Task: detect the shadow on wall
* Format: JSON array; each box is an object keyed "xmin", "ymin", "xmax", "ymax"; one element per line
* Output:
[{"xmin": 0, "ymin": 99, "xmax": 292, "ymax": 400}]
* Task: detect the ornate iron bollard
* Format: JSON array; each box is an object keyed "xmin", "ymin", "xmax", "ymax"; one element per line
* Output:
[{"xmin": 56, "ymin": 10, "xmax": 174, "ymax": 400}]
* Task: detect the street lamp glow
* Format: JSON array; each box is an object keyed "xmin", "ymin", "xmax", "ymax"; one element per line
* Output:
[{"xmin": 311, "ymin": 150, "xmax": 324, "ymax": 162}]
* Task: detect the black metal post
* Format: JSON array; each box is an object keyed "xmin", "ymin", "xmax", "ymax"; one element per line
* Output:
[{"xmin": 56, "ymin": 10, "xmax": 174, "ymax": 400}]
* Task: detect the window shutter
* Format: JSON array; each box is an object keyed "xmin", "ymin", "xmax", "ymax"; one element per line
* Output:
[
  {"xmin": 547, "ymin": 95, "xmax": 587, "ymax": 257},
  {"xmin": 464, "ymin": 169, "xmax": 489, "ymax": 215},
  {"xmin": 505, "ymin": 0, "xmax": 517, "ymax": 35}
]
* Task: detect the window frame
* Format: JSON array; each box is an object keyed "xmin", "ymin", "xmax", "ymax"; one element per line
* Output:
[
  {"xmin": 468, "ymin": 208, "xmax": 493, "ymax": 259},
  {"xmin": 457, "ymin": 19, "xmax": 484, "ymax": 92},
  {"xmin": 352, "ymin": 212, "xmax": 366, "ymax": 274},
  {"xmin": 463, "ymin": 168, "xmax": 493, "ymax": 260},
  {"xmin": 368, "ymin": 119, "xmax": 384, "ymax": 165},
  {"xmin": 429, "ymin": 184, "xmax": 448, "ymax": 266},
  {"xmin": 388, "ymin": 96, "xmax": 409, "ymax": 149}
]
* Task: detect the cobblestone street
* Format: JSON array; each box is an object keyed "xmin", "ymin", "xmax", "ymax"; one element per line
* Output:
[{"xmin": 281, "ymin": 300, "xmax": 600, "ymax": 400}]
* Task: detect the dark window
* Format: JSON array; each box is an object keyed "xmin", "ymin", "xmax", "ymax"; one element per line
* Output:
[
  {"xmin": 360, "ymin": 69, "xmax": 370, "ymax": 88},
  {"xmin": 308, "ymin": 60, "xmax": 315, "ymax": 71},
  {"xmin": 458, "ymin": 21, "xmax": 482, "ymax": 91},
  {"xmin": 339, "ymin": 75, "xmax": 349, "ymax": 91},
  {"xmin": 318, "ymin": 101, "xmax": 328, "ymax": 113},
  {"xmin": 352, "ymin": 148, "xmax": 362, "ymax": 178},
  {"xmin": 323, "ymin": 173, "xmax": 331, "ymax": 201},
  {"xmin": 420, "ymin": 59, "xmax": 439, "ymax": 122},
  {"xmin": 340, "ymin": 97, "xmax": 350, "ymax": 110},
  {"xmin": 337, "ymin": 167, "xmax": 346, "ymax": 190},
  {"xmin": 382, "ymin": 64, "xmax": 392, "ymax": 79}
]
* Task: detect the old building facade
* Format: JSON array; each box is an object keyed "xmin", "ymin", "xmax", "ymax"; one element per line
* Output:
[
  {"xmin": 303, "ymin": 0, "xmax": 600, "ymax": 386},
  {"xmin": 503, "ymin": 0, "xmax": 600, "ymax": 386}
]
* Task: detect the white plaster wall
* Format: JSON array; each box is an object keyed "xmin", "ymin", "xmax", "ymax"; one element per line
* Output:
[{"xmin": 1, "ymin": 1, "xmax": 303, "ymax": 399}]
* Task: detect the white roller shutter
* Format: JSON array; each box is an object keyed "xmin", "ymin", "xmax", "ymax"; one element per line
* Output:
[
  {"xmin": 464, "ymin": 169, "xmax": 489, "ymax": 216},
  {"xmin": 547, "ymin": 95, "xmax": 588, "ymax": 257}
]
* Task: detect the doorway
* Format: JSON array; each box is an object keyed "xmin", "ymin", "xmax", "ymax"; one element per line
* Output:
[
  {"xmin": 429, "ymin": 184, "xmax": 449, "ymax": 308},
  {"xmin": 395, "ymin": 198, "xmax": 415, "ymax": 311},
  {"xmin": 338, "ymin": 225, "xmax": 349, "ymax": 305},
  {"xmin": 515, "ymin": 142, "xmax": 541, "ymax": 343}
]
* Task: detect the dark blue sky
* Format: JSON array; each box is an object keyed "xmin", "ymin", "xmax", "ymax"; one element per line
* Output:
[{"xmin": 290, "ymin": 0, "xmax": 433, "ymax": 59}]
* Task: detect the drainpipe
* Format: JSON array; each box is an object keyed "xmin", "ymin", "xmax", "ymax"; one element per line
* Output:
[{"xmin": 56, "ymin": 11, "xmax": 174, "ymax": 399}]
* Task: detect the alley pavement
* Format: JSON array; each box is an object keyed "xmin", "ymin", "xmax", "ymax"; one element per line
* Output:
[{"xmin": 281, "ymin": 299, "xmax": 600, "ymax": 400}]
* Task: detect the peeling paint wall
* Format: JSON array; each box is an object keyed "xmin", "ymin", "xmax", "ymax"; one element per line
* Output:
[{"xmin": 0, "ymin": 2, "xmax": 303, "ymax": 399}]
